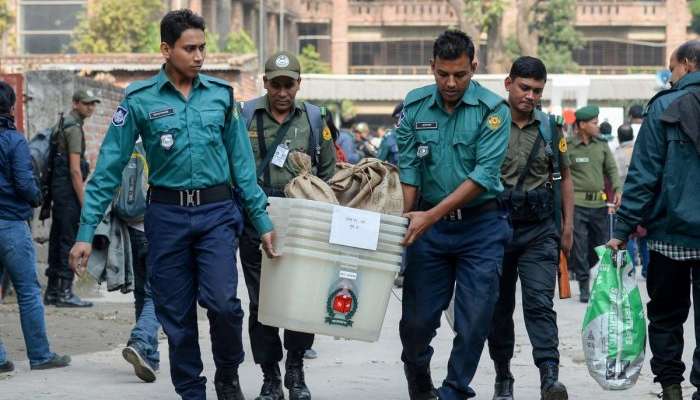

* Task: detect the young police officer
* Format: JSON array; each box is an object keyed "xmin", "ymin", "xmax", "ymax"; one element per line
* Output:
[
  {"xmin": 487, "ymin": 57, "xmax": 573, "ymax": 400},
  {"xmin": 239, "ymin": 51, "xmax": 336, "ymax": 400},
  {"xmin": 397, "ymin": 30, "xmax": 512, "ymax": 400},
  {"xmin": 566, "ymin": 105, "xmax": 621, "ymax": 302},
  {"xmin": 69, "ymin": 10, "xmax": 275, "ymax": 400}
]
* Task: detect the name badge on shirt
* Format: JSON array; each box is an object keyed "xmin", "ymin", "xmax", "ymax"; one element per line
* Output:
[
  {"xmin": 271, "ymin": 144, "xmax": 290, "ymax": 167},
  {"xmin": 160, "ymin": 132, "xmax": 174, "ymax": 151},
  {"xmin": 415, "ymin": 121, "xmax": 438, "ymax": 130},
  {"xmin": 149, "ymin": 107, "xmax": 175, "ymax": 120},
  {"xmin": 575, "ymin": 157, "xmax": 590, "ymax": 163}
]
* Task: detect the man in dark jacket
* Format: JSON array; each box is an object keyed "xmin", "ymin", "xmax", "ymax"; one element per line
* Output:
[
  {"xmin": 608, "ymin": 40, "xmax": 700, "ymax": 400},
  {"xmin": 0, "ymin": 81, "xmax": 71, "ymax": 372}
]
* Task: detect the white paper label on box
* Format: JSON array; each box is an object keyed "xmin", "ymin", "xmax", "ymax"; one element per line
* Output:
[
  {"xmin": 339, "ymin": 270, "xmax": 358, "ymax": 280},
  {"xmin": 329, "ymin": 205, "xmax": 381, "ymax": 251}
]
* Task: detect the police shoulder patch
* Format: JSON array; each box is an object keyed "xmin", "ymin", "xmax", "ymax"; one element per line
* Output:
[
  {"xmin": 322, "ymin": 127, "xmax": 332, "ymax": 141},
  {"xmin": 486, "ymin": 114, "xmax": 502, "ymax": 130},
  {"xmin": 559, "ymin": 137, "xmax": 568, "ymax": 153},
  {"xmin": 112, "ymin": 106, "xmax": 128, "ymax": 127}
]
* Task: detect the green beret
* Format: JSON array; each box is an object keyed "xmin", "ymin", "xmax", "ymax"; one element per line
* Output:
[{"xmin": 575, "ymin": 105, "xmax": 599, "ymax": 121}]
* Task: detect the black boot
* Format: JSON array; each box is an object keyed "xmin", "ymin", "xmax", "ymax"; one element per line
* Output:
[
  {"xmin": 43, "ymin": 276, "xmax": 59, "ymax": 306},
  {"xmin": 54, "ymin": 278, "xmax": 93, "ymax": 308},
  {"xmin": 539, "ymin": 361, "xmax": 568, "ymax": 400},
  {"xmin": 493, "ymin": 361, "xmax": 514, "ymax": 400},
  {"xmin": 579, "ymin": 280, "xmax": 590, "ymax": 303},
  {"xmin": 404, "ymin": 364, "xmax": 438, "ymax": 400},
  {"xmin": 285, "ymin": 351, "xmax": 311, "ymax": 400},
  {"xmin": 214, "ymin": 369, "xmax": 245, "ymax": 400},
  {"xmin": 256, "ymin": 363, "xmax": 284, "ymax": 400},
  {"xmin": 661, "ymin": 384, "xmax": 682, "ymax": 400}
]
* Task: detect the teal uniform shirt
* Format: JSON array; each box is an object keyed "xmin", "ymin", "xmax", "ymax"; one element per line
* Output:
[
  {"xmin": 396, "ymin": 81, "xmax": 511, "ymax": 206},
  {"xmin": 76, "ymin": 68, "xmax": 272, "ymax": 243}
]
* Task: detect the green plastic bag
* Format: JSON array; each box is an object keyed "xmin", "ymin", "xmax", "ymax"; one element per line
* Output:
[{"xmin": 582, "ymin": 246, "xmax": 646, "ymax": 390}]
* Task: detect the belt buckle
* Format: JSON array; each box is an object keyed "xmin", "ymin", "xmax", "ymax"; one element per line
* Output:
[
  {"xmin": 552, "ymin": 172, "xmax": 562, "ymax": 181},
  {"xmin": 456, "ymin": 209, "xmax": 462, "ymax": 220},
  {"xmin": 181, "ymin": 189, "xmax": 201, "ymax": 207}
]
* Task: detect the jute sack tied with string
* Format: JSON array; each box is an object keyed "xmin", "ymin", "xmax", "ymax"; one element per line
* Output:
[
  {"xmin": 283, "ymin": 151, "xmax": 339, "ymax": 204},
  {"xmin": 328, "ymin": 158, "xmax": 403, "ymax": 215}
]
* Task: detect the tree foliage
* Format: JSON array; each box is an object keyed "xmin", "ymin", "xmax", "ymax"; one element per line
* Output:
[
  {"xmin": 298, "ymin": 44, "xmax": 331, "ymax": 74},
  {"xmin": 461, "ymin": 0, "xmax": 508, "ymax": 72},
  {"xmin": 72, "ymin": 0, "xmax": 164, "ymax": 53},
  {"xmin": 691, "ymin": 0, "xmax": 700, "ymax": 35},
  {"xmin": 0, "ymin": 0, "xmax": 12, "ymax": 37},
  {"xmin": 534, "ymin": 0, "xmax": 583, "ymax": 72},
  {"xmin": 224, "ymin": 30, "xmax": 257, "ymax": 55}
]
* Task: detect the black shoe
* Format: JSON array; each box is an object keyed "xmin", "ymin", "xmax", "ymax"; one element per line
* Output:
[
  {"xmin": 54, "ymin": 278, "xmax": 93, "ymax": 308},
  {"xmin": 0, "ymin": 360, "xmax": 14, "ymax": 373},
  {"xmin": 404, "ymin": 364, "xmax": 438, "ymax": 400},
  {"xmin": 285, "ymin": 351, "xmax": 311, "ymax": 400},
  {"xmin": 256, "ymin": 363, "xmax": 284, "ymax": 400},
  {"xmin": 579, "ymin": 280, "xmax": 590, "ymax": 303},
  {"xmin": 122, "ymin": 345, "xmax": 156, "ymax": 383},
  {"xmin": 214, "ymin": 369, "xmax": 245, "ymax": 400},
  {"xmin": 539, "ymin": 362, "xmax": 568, "ymax": 400},
  {"xmin": 30, "ymin": 354, "xmax": 71, "ymax": 370},
  {"xmin": 661, "ymin": 384, "xmax": 682, "ymax": 400},
  {"xmin": 43, "ymin": 276, "xmax": 59, "ymax": 306},
  {"xmin": 493, "ymin": 361, "xmax": 514, "ymax": 400}
]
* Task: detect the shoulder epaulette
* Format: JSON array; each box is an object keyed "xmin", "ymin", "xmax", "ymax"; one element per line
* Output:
[
  {"xmin": 201, "ymin": 74, "xmax": 233, "ymax": 89},
  {"xmin": 404, "ymin": 85, "xmax": 434, "ymax": 106},
  {"xmin": 473, "ymin": 82, "xmax": 506, "ymax": 110},
  {"xmin": 125, "ymin": 77, "xmax": 158, "ymax": 97}
]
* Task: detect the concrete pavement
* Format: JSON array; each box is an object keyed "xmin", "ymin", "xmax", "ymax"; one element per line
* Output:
[{"xmin": 0, "ymin": 271, "xmax": 696, "ymax": 400}]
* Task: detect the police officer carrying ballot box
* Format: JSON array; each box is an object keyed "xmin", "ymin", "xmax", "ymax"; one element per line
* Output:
[
  {"xmin": 69, "ymin": 10, "xmax": 276, "ymax": 400},
  {"xmin": 396, "ymin": 30, "xmax": 513, "ymax": 400}
]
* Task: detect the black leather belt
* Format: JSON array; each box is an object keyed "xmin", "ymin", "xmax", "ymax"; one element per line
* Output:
[
  {"xmin": 148, "ymin": 184, "xmax": 233, "ymax": 207},
  {"xmin": 419, "ymin": 198, "xmax": 501, "ymax": 221},
  {"xmin": 262, "ymin": 186, "xmax": 285, "ymax": 198}
]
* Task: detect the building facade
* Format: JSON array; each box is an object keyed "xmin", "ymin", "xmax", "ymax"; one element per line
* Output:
[{"xmin": 1, "ymin": 0, "xmax": 694, "ymax": 73}]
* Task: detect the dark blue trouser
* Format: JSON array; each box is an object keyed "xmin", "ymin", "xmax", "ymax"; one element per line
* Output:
[
  {"xmin": 400, "ymin": 209, "xmax": 512, "ymax": 400},
  {"xmin": 145, "ymin": 200, "xmax": 244, "ymax": 400}
]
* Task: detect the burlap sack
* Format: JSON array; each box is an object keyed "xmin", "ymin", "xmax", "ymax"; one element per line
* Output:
[
  {"xmin": 328, "ymin": 158, "xmax": 403, "ymax": 215},
  {"xmin": 283, "ymin": 152, "xmax": 339, "ymax": 204}
]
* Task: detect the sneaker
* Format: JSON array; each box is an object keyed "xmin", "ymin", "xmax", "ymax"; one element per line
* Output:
[
  {"xmin": 122, "ymin": 345, "xmax": 156, "ymax": 383},
  {"xmin": 303, "ymin": 349, "xmax": 318, "ymax": 360},
  {"xmin": 31, "ymin": 354, "xmax": 71, "ymax": 370},
  {"xmin": 0, "ymin": 361, "xmax": 14, "ymax": 373}
]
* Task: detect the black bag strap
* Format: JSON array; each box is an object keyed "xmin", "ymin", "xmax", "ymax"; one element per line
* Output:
[
  {"xmin": 515, "ymin": 132, "xmax": 543, "ymax": 192},
  {"xmin": 255, "ymin": 112, "xmax": 294, "ymax": 186},
  {"xmin": 549, "ymin": 115, "xmax": 563, "ymax": 231}
]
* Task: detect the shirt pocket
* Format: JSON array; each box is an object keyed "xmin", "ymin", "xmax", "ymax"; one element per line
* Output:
[
  {"xmin": 452, "ymin": 130, "xmax": 478, "ymax": 164},
  {"xmin": 148, "ymin": 116, "xmax": 180, "ymax": 153},
  {"xmin": 199, "ymin": 109, "xmax": 226, "ymax": 146}
]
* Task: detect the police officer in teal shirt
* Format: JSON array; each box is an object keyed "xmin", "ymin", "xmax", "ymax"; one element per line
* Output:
[
  {"xmin": 69, "ymin": 10, "xmax": 275, "ymax": 400},
  {"xmin": 397, "ymin": 30, "xmax": 512, "ymax": 400}
]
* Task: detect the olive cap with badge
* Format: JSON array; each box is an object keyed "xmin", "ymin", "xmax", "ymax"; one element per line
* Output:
[
  {"xmin": 265, "ymin": 51, "xmax": 301, "ymax": 80},
  {"xmin": 72, "ymin": 89, "xmax": 101, "ymax": 104},
  {"xmin": 575, "ymin": 105, "xmax": 599, "ymax": 122}
]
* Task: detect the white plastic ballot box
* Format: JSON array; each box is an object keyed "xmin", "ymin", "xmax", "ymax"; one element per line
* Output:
[{"xmin": 258, "ymin": 198, "xmax": 408, "ymax": 342}]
